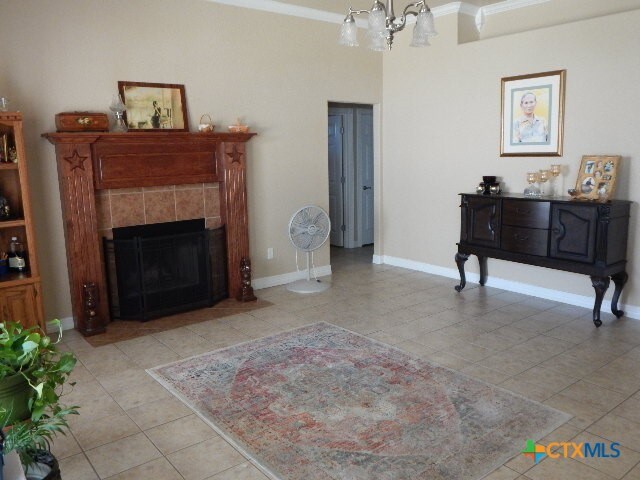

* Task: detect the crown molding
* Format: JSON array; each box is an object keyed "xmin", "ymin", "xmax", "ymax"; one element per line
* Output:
[
  {"xmin": 481, "ymin": 0, "xmax": 551, "ymax": 16},
  {"xmin": 205, "ymin": 0, "xmax": 551, "ymax": 23},
  {"xmin": 205, "ymin": 0, "xmax": 345, "ymax": 24}
]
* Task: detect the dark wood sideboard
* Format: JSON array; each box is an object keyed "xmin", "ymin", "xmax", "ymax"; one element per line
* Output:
[{"xmin": 455, "ymin": 193, "xmax": 631, "ymax": 327}]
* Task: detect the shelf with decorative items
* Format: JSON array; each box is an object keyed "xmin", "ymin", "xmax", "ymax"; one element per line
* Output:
[{"xmin": 0, "ymin": 112, "xmax": 44, "ymax": 330}]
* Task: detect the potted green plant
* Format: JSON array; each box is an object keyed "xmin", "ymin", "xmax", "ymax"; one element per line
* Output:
[{"xmin": 0, "ymin": 320, "xmax": 78, "ymax": 480}]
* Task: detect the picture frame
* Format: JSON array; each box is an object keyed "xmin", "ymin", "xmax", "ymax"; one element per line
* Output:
[
  {"xmin": 573, "ymin": 155, "xmax": 620, "ymax": 201},
  {"xmin": 500, "ymin": 70, "xmax": 566, "ymax": 157},
  {"xmin": 118, "ymin": 81, "xmax": 189, "ymax": 132}
]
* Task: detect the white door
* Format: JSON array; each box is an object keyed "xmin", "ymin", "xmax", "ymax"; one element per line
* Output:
[
  {"xmin": 357, "ymin": 109, "xmax": 374, "ymax": 245},
  {"xmin": 328, "ymin": 114, "xmax": 344, "ymax": 246}
]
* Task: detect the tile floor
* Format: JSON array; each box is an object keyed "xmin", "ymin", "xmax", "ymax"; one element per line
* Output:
[{"xmin": 53, "ymin": 246, "xmax": 640, "ymax": 479}]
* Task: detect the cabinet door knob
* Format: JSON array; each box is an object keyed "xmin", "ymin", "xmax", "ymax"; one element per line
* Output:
[{"xmin": 514, "ymin": 234, "xmax": 529, "ymax": 242}]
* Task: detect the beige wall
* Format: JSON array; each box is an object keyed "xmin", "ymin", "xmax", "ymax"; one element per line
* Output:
[
  {"xmin": 2, "ymin": 0, "xmax": 638, "ymax": 322},
  {"xmin": 382, "ymin": 8, "xmax": 640, "ymax": 311},
  {"xmin": 0, "ymin": 0, "xmax": 382, "ymax": 320}
]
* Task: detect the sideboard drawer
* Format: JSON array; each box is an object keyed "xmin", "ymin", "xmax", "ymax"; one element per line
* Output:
[
  {"xmin": 502, "ymin": 200, "xmax": 550, "ymax": 229},
  {"xmin": 501, "ymin": 226, "xmax": 549, "ymax": 256}
]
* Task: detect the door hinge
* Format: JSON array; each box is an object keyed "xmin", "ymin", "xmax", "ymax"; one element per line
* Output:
[
  {"xmin": 340, "ymin": 126, "xmax": 345, "ymax": 135},
  {"xmin": 341, "ymin": 225, "xmax": 346, "ymax": 232}
]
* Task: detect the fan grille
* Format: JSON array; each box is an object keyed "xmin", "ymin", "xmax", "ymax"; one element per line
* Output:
[{"xmin": 289, "ymin": 206, "xmax": 330, "ymax": 252}]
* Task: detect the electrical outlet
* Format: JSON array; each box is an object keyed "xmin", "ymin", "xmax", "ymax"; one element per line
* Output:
[{"xmin": 267, "ymin": 247, "xmax": 274, "ymax": 260}]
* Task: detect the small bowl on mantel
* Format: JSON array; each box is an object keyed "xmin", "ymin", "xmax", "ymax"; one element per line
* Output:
[{"xmin": 228, "ymin": 124, "xmax": 249, "ymax": 133}]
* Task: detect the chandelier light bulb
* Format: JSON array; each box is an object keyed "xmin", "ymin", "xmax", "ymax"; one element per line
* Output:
[
  {"xmin": 368, "ymin": 3, "xmax": 387, "ymax": 36},
  {"xmin": 419, "ymin": 9, "xmax": 437, "ymax": 37},
  {"xmin": 369, "ymin": 33, "xmax": 388, "ymax": 51},
  {"xmin": 339, "ymin": 14, "xmax": 359, "ymax": 47}
]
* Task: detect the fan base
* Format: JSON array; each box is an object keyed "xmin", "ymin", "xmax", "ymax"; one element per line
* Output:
[{"xmin": 287, "ymin": 279, "xmax": 330, "ymax": 294}]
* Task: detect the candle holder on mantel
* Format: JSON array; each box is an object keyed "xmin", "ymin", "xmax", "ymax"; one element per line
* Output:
[{"xmin": 109, "ymin": 94, "xmax": 128, "ymax": 132}]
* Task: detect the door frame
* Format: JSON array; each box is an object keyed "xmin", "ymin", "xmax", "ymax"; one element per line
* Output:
[{"xmin": 326, "ymin": 102, "xmax": 381, "ymax": 255}]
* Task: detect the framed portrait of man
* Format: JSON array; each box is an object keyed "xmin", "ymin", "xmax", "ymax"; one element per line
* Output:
[{"xmin": 500, "ymin": 70, "xmax": 566, "ymax": 157}]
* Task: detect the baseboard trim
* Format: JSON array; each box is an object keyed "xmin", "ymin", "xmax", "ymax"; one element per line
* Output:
[
  {"xmin": 46, "ymin": 316, "xmax": 75, "ymax": 333},
  {"xmin": 253, "ymin": 265, "xmax": 332, "ymax": 290},
  {"xmin": 382, "ymin": 255, "xmax": 640, "ymax": 320}
]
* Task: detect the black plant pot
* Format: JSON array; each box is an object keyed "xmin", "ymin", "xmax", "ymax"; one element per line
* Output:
[{"xmin": 23, "ymin": 451, "xmax": 60, "ymax": 480}]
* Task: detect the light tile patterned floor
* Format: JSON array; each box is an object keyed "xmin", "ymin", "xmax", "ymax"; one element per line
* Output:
[{"xmin": 53, "ymin": 246, "xmax": 640, "ymax": 479}]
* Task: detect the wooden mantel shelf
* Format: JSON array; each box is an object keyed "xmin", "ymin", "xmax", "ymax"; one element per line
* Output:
[
  {"xmin": 43, "ymin": 130, "xmax": 257, "ymax": 336},
  {"xmin": 43, "ymin": 131, "xmax": 256, "ymax": 143}
]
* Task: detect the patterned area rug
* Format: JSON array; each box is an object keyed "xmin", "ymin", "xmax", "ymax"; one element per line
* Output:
[{"xmin": 149, "ymin": 322, "xmax": 569, "ymax": 480}]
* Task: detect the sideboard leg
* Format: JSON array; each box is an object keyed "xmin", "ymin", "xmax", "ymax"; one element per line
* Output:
[
  {"xmin": 610, "ymin": 271, "xmax": 628, "ymax": 318},
  {"xmin": 478, "ymin": 256, "xmax": 488, "ymax": 286},
  {"xmin": 590, "ymin": 276, "xmax": 610, "ymax": 328},
  {"xmin": 454, "ymin": 252, "xmax": 469, "ymax": 292}
]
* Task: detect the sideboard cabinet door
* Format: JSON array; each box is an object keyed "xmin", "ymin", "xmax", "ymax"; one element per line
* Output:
[
  {"xmin": 462, "ymin": 196, "xmax": 501, "ymax": 248},
  {"xmin": 550, "ymin": 204, "xmax": 598, "ymax": 263}
]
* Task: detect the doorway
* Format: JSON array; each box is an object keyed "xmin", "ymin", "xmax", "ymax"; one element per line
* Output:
[{"xmin": 328, "ymin": 103, "xmax": 374, "ymax": 254}]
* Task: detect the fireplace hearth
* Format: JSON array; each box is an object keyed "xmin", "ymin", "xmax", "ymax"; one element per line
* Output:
[{"xmin": 104, "ymin": 220, "xmax": 227, "ymax": 321}]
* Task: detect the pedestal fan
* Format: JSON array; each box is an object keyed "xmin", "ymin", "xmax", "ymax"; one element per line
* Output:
[{"xmin": 287, "ymin": 205, "xmax": 331, "ymax": 293}]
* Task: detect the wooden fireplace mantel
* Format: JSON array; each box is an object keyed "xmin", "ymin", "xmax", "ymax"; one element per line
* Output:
[{"xmin": 43, "ymin": 131, "xmax": 256, "ymax": 336}]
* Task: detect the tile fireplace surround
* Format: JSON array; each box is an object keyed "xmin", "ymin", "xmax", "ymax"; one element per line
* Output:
[
  {"xmin": 43, "ymin": 131, "xmax": 256, "ymax": 337},
  {"xmin": 95, "ymin": 183, "xmax": 222, "ymax": 238}
]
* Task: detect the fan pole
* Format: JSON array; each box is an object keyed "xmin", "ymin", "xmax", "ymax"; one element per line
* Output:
[{"xmin": 306, "ymin": 251, "xmax": 311, "ymax": 281}]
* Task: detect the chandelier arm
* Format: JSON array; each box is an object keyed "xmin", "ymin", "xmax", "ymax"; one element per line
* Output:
[
  {"xmin": 348, "ymin": 8, "xmax": 371, "ymax": 16},
  {"xmin": 401, "ymin": 1, "xmax": 425, "ymax": 20},
  {"xmin": 390, "ymin": 1, "xmax": 425, "ymax": 32}
]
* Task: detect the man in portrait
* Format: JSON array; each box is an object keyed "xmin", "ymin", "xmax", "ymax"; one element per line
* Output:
[{"xmin": 512, "ymin": 91, "xmax": 548, "ymax": 143}]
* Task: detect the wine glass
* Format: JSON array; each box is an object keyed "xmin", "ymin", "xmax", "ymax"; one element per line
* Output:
[
  {"xmin": 524, "ymin": 172, "xmax": 540, "ymax": 197},
  {"xmin": 549, "ymin": 164, "xmax": 561, "ymax": 197},
  {"xmin": 538, "ymin": 169, "xmax": 550, "ymax": 196}
]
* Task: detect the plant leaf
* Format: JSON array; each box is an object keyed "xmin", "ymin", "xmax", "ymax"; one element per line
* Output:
[
  {"xmin": 56, "ymin": 354, "xmax": 77, "ymax": 373},
  {"xmin": 33, "ymin": 382, "xmax": 44, "ymax": 398},
  {"xmin": 21, "ymin": 340, "xmax": 39, "ymax": 354}
]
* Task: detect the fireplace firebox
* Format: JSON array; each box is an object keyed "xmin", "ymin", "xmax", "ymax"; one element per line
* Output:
[{"xmin": 104, "ymin": 219, "xmax": 227, "ymax": 321}]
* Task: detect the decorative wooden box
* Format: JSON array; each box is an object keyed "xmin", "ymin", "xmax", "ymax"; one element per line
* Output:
[{"xmin": 55, "ymin": 112, "xmax": 109, "ymax": 132}]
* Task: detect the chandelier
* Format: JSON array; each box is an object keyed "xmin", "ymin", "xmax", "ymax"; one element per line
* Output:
[{"xmin": 339, "ymin": 0, "xmax": 437, "ymax": 50}]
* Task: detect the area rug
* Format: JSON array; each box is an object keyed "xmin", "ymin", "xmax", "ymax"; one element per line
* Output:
[{"xmin": 148, "ymin": 322, "xmax": 569, "ymax": 480}]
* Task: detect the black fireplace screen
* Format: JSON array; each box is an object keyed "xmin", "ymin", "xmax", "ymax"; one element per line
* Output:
[{"xmin": 104, "ymin": 220, "xmax": 227, "ymax": 321}]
